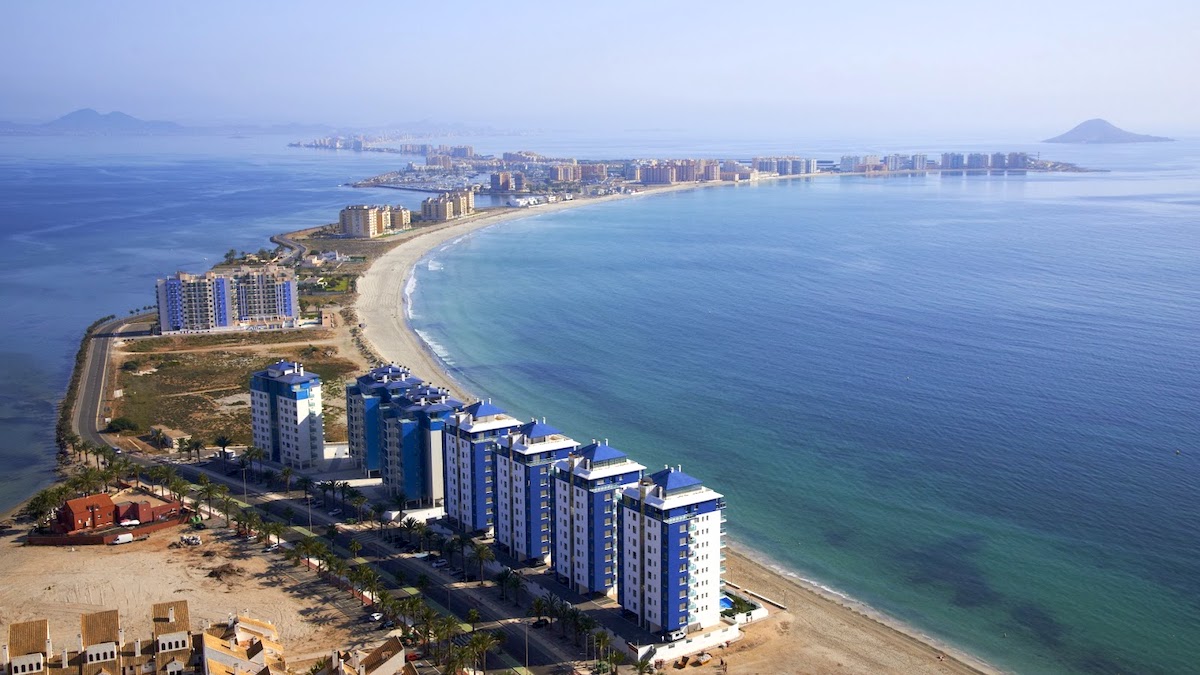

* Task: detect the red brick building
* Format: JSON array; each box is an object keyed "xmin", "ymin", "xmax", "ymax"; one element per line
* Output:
[{"xmin": 56, "ymin": 492, "xmax": 183, "ymax": 534}]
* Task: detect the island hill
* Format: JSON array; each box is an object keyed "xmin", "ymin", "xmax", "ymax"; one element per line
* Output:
[{"xmin": 1044, "ymin": 118, "xmax": 1174, "ymax": 143}]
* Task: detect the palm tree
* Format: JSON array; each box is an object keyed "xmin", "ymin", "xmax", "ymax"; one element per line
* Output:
[
  {"xmin": 198, "ymin": 482, "xmax": 222, "ymax": 519},
  {"xmin": 609, "ymin": 651, "xmax": 627, "ymax": 675},
  {"xmin": 634, "ymin": 657, "xmax": 653, "ymax": 675},
  {"xmin": 470, "ymin": 542, "xmax": 495, "ymax": 587},
  {"xmin": 495, "ymin": 568, "xmax": 513, "ymax": 600},
  {"xmin": 335, "ymin": 480, "xmax": 351, "ymax": 507},
  {"xmin": 528, "ymin": 596, "xmax": 549, "ymax": 623},
  {"xmin": 328, "ymin": 557, "xmax": 350, "ymax": 588},
  {"xmin": 466, "ymin": 608, "xmax": 481, "ymax": 633},
  {"xmin": 449, "ymin": 533, "xmax": 472, "ymax": 568},
  {"xmin": 243, "ymin": 446, "xmax": 266, "ymax": 478},
  {"xmin": 263, "ymin": 521, "xmax": 285, "ymax": 545},
  {"xmin": 348, "ymin": 539, "xmax": 363, "ymax": 559},
  {"xmin": 466, "ymin": 631, "xmax": 500, "ymax": 674},
  {"xmin": 433, "ymin": 615, "xmax": 460, "ymax": 664},
  {"xmin": 400, "ymin": 517, "xmax": 420, "ymax": 545},
  {"xmin": 594, "ymin": 630, "xmax": 612, "ymax": 666},
  {"xmin": 414, "ymin": 522, "xmax": 430, "ymax": 552},
  {"xmin": 350, "ymin": 492, "xmax": 368, "ymax": 521},
  {"xmin": 148, "ymin": 428, "xmax": 167, "ymax": 453},
  {"xmin": 508, "ymin": 572, "xmax": 526, "ymax": 606},
  {"xmin": 280, "ymin": 466, "xmax": 293, "ymax": 496},
  {"xmin": 318, "ymin": 480, "xmax": 333, "ymax": 505},
  {"xmin": 219, "ymin": 491, "xmax": 234, "ymax": 527},
  {"xmin": 372, "ymin": 503, "xmax": 387, "ymax": 537},
  {"xmin": 214, "ymin": 434, "xmax": 233, "ymax": 471},
  {"xmin": 63, "ymin": 431, "xmax": 81, "ymax": 459}
]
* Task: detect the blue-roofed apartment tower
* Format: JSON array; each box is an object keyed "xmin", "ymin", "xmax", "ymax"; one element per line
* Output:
[
  {"xmin": 494, "ymin": 420, "xmax": 577, "ymax": 565},
  {"xmin": 249, "ymin": 360, "xmax": 325, "ymax": 468},
  {"xmin": 445, "ymin": 400, "xmax": 522, "ymax": 534},
  {"xmin": 552, "ymin": 441, "xmax": 645, "ymax": 597},
  {"xmin": 619, "ymin": 466, "xmax": 726, "ymax": 637},
  {"xmin": 345, "ymin": 364, "xmax": 423, "ymax": 477},
  {"xmin": 381, "ymin": 384, "xmax": 462, "ymax": 508}
]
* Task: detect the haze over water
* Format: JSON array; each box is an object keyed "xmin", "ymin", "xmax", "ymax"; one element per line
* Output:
[
  {"xmin": 408, "ymin": 143, "xmax": 1200, "ymax": 674},
  {"xmin": 0, "ymin": 134, "xmax": 1196, "ymax": 674}
]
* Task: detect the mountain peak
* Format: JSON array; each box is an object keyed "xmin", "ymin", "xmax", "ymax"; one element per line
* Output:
[
  {"xmin": 40, "ymin": 109, "xmax": 184, "ymax": 134},
  {"xmin": 1043, "ymin": 119, "xmax": 1173, "ymax": 144}
]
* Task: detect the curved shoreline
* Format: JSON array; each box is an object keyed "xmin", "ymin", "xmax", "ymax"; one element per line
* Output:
[{"xmin": 356, "ymin": 189, "xmax": 1004, "ymax": 674}]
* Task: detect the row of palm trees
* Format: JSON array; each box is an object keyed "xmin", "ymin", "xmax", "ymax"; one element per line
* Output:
[{"xmin": 280, "ymin": 535, "xmax": 504, "ymax": 674}]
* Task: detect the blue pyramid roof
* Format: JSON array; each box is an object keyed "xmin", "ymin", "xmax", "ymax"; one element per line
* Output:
[
  {"xmin": 465, "ymin": 400, "xmax": 506, "ymax": 418},
  {"xmin": 521, "ymin": 420, "xmax": 562, "ymax": 439},
  {"xmin": 579, "ymin": 442, "xmax": 626, "ymax": 464},
  {"xmin": 648, "ymin": 467, "xmax": 703, "ymax": 493}
]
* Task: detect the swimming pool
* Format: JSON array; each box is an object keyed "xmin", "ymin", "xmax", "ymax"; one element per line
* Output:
[{"xmin": 720, "ymin": 596, "xmax": 733, "ymax": 610}]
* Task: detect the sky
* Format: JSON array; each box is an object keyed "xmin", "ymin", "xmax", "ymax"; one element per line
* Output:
[{"xmin": 1, "ymin": 0, "xmax": 1197, "ymax": 138}]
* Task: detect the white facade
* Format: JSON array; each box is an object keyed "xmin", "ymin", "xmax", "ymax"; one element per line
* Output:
[
  {"xmin": 494, "ymin": 421, "xmax": 577, "ymax": 563},
  {"xmin": 445, "ymin": 402, "xmax": 521, "ymax": 533},
  {"xmin": 250, "ymin": 361, "xmax": 325, "ymax": 469},
  {"xmin": 620, "ymin": 468, "xmax": 725, "ymax": 635}
]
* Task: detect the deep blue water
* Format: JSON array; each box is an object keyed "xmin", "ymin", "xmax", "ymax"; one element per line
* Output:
[
  {"xmin": 1, "ymin": 134, "xmax": 1197, "ymax": 674},
  {"xmin": 409, "ymin": 148, "xmax": 1200, "ymax": 673}
]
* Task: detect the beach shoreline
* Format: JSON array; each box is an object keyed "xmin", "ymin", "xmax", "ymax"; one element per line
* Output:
[{"xmin": 356, "ymin": 184, "xmax": 1005, "ymax": 674}]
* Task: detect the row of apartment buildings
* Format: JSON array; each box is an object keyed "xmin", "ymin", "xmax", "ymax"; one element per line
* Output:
[
  {"xmin": 838, "ymin": 152, "xmax": 1030, "ymax": 172},
  {"xmin": 338, "ymin": 205, "xmax": 412, "ymax": 239},
  {"xmin": 419, "ymin": 190, "xmax": 474, "ymax": 223},
  {"xmin": 344, "ymin": 364, "xmax": 727, "ymax": 638},
  {"xmin": 155, "ymin": 266, "xmax": 299, "ymax": 334}
]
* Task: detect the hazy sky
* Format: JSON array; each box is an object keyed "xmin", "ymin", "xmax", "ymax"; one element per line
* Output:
[{"xmin": 2, "ymin": 0, "xmax": 1196, "ymax": 137}]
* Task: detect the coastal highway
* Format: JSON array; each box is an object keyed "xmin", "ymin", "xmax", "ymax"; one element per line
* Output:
[{"xmin": 74, "ymin": 314, "xmax": 153, "ymax": 449}]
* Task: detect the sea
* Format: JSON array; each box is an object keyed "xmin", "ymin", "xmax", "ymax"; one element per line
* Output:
[{"xmin": 1, "ymin": 132, "xmax": 1197, "ymax": 674}]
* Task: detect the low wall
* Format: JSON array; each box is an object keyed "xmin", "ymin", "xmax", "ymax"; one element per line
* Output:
[
  {"xmin": 624, "ymin": 620, "xmax": 742, "ymax": 665},
  {"xmin": 28, "ymin": 515, "xmax": 190, "ymax": 546}
]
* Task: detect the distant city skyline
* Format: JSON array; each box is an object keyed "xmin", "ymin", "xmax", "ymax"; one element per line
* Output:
[{"xmin": 1, "ymin": 1, "xmax": 1197, "ymax": 138}]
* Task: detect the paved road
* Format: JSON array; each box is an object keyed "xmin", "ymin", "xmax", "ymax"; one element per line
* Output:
[{"xmin": 74, "ymin": 315, "xmax": 152, "ymax": 448}]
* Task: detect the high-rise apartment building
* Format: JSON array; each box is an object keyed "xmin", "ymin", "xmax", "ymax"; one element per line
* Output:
[
  {"xmin": 157, "ymin": 266, "xmax": 298, "ymax": 334},
  {"xmin": 619, "ymin": 466, "xmax": 725, "ymax": 637},
  {"xmin": 420, "ymin": 191, "xmax": 474, "ymax": 222},
  {"xmin": 339, "ymin": 205, "xmax": 411, "ymax": 238},
  {"xmin": 494, "ymin": 420, "xmax": 578, "ymax": 564},
  {"xmin": 552, "ymin": 442, "xmax": 645, "ymax": 597},
  {"xmin": 839, "ymin": 156, "xmax": 861, "ymax": 172},
  {"xmin": 490, "ymin": 172, "xmax": 513, "ymax": 191},
  {"xmin": 345, "ymin": 363, "xmax": 422, "ymax": 477},
  {"xmin": 380, "ymin": 383, "xmax": 461, "ymax": 507},
  {"xmin": 911, "ymin": 154, "xmax": 928, "ymax": 171},
  {"xmin": 445, "ymin": 400, "xmax": 522, "ymax": 533},
  {"xmin": 250, "ymin": 360, "xmax": 324, "ymax": 468},
  {"xmin": 966, "ymin": 153, "xmax": 990, "ymax": 169},
  {"xmin": 702, "ymin": 163, "xmax": 721, "ymax": 181},
  {"xmin": 1007, "ymin": 152, "xmax": 1029, "ymax": 169},
  {"xmin": 580, "ymin": 164, "xmax": 608, "ymax": 182},
  {"xmin": 941, "ymin": 153, "xmax": 965, "ymax": 169},
  {"xmin": 990, "ymin": 152, "xmax": 1008, "ymax": 169},
  {"xmin": 640, "ymin": 165, "xmax": 676, "ymax": 185}
]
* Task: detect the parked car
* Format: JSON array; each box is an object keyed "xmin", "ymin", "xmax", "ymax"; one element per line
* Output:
[
  {"xmin": 327, "ymin": 509, "xmax": 342, "ymax": 516},
  {"xmin": 367, "ymin": 612, "xmax": 384, "ymax": 622},
  {"xmin": 431, "ymin": 559, "xmax": 449, "ymax": 569},
  {"xmin": 405, "ymin": 652, "xmax": 424, "ymax": 662},
  {"xmin": 264, "ymin": 543, "xmax": 279, "ymax": 552},
  {"xmin": 532, "ymin": 618, "xmax": 549, "ymax": 629},
  {"xmin": 379, "ymin": 620, "xmax": 395, "ymax": 629}
]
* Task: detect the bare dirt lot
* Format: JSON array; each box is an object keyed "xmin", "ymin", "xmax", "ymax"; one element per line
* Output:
[{"xmin": 0, "ymin": 528, "xmax": 366, "ymax": 655}]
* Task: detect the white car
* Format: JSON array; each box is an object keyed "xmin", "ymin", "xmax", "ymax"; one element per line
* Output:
[
  {"xmin": 431, "ymin": 559, "xmax": 449, "ymax": 569},
  {"xmin": 368, "ymin": 612, "xmax": 384, "ymax": 622}
]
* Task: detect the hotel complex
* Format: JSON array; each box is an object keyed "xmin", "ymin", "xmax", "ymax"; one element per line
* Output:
[
  {"xmin": 250, "ymin": 360, "xmax": 324, "ymax": 468},
  {"xmin": 155, "ymin": 265, "xmax": 298, "ymax": 333}
]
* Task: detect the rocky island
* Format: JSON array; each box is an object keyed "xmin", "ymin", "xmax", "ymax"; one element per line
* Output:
[{"xmin": 1044, "ymin": 118, "xmax": 1173, "ymax": 143}]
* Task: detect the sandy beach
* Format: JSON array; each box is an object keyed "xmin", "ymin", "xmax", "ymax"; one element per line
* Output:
[{"xmin": 356, "ymin": 188, "xmax": 1002, "ymax": 674}]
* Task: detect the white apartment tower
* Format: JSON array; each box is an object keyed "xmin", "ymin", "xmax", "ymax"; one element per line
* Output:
[{"xmin": 249, "ymin": 360, "xmax": 325, "ymax": 468}]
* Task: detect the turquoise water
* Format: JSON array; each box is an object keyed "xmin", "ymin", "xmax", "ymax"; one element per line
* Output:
[{"xmin": 409, "ymin": 153, "xmax": 1200, "ymax": 673}]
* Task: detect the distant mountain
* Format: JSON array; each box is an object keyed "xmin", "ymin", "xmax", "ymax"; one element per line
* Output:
[
  {"xmin": 1043, "ymin": 119, "xmax": 1173, "ymax": 144},
  {"xmin": 41, "ymin": 108, "xmax": 185, "ymax": 134}
]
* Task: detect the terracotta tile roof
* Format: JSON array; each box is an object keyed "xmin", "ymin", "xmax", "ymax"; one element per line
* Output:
[
  {"xmin": 64, "ymin": 494, "xmax": 116, "ymax": 515},
  {"xmin": 8, "ymin": 619, "xmax": 49, "ymax": 657},
  {"xmin": 81, "ymin": 609, "xmax": 121, "ymax": 646},
  {"xmin": 361, "ymin": 637, "xmax": 404, "ymax": 674},
  {"xmin": 152, "ymin": 600, "xmax": 190, "ymax": 637}
]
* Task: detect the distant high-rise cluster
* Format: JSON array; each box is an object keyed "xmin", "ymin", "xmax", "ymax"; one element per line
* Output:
[
  {"xmin": 420, "ymin": 190, "xmax": 475, "ymax": 222},
  {"xmin": 338, "ymin": 204, "xmax": 411, "ymax": 238},
  {"xmin": 344, "ymin": 364, "xmax": 727, "ymax": 638},
  {"xmin": 155, "ymin": 265, "xmax": 298, "ymax": 333}
]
